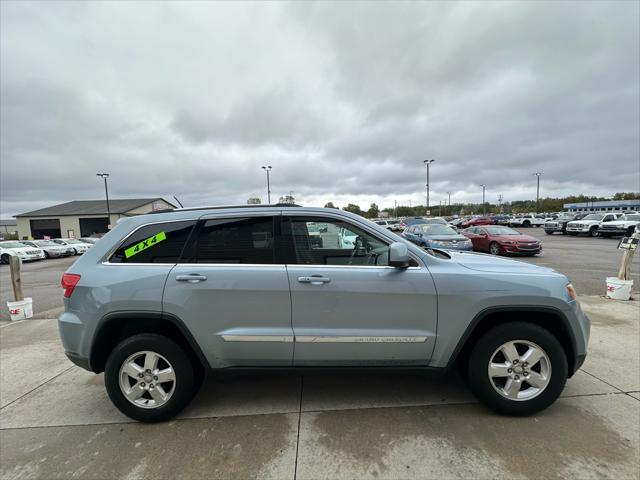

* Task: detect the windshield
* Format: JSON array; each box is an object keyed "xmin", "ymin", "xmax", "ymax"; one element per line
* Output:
[
  {"xmin": 425, "ymin": 218, "xmax": 447, "ymax": 224},
  {"xmin": 35, "ymin": 240, "xmax": 58, "ymax": 246},
  {"xmin": 582, "ymin": 214, "xmax": 605, "ymax": 221},
  {"xmin": 65, "ymin": 239, "xmax": 84, "ymax": 244},
  {"xmin": 417, "ymin": 224, "xmax": 458, "ymax": 235},
  {"xmin": 0, "ymin": 242, "xmax": 29, "ymax": 249},
  {"xmin": 620, "ymin": 214, "xmax": 640, "ymax": 221},
  {"xmin": 484, "ymin": 226, "xmax": 520, "ymax": 235}
]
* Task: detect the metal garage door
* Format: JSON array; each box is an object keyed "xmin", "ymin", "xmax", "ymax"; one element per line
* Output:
[
  {"xmin": 79, "ymin": 217, "xmax": 109, "ymax": 237},
  {"xmin": 30, "ymin": 219, "xmax": 61, "ymax": 239}
]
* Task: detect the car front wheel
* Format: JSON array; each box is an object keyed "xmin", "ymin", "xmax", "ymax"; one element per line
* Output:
[
  {"xmin": 489, "ymin": 242, "xmax": 501, "ymax": 255},
  {"xmin": 105, "ymin": 334, "xmax": 196, "ymax": 423},
  {"xmin": 467, "ymin": 322, "xmax": 568, "ymax": 416},
  {"xmin": 589, "ymin": 226, "xmax": 599, "ymax": 237}
]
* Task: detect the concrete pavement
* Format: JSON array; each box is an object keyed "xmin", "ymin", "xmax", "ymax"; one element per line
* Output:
[{"xmin": 0, "ymin": 296, "xmax": 638, "ymax": 479}]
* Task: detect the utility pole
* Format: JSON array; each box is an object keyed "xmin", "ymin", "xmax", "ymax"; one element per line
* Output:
[
  {"xmin": 534, "ymin": 172, "xmax": 542, "ymax": 212},
  {"xmin": 394, "ymin": 200, "xmax": 398, "ymax": 218},
  {"xmin": 261, "ymin": 166, "xmax": 272, "ymax": 204},
  {"xmin": 480, "ymin": 184, "xmax": 487, "ymax": 215},
  {"xmin": 423, "ymin": 159, "xmax": 435, "ymax": 213},
  {"xmin": 96, "ymin": 173, "xmax": 111, "ymax": 229}
]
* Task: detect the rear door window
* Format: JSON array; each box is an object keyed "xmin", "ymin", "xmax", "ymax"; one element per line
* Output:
[
  {"xmin": 110, "ymin": 220, "xmax": 196, "ymax": 263},
  {"xmin": 191, "ymin": 217, "xmax": 275, "ymax": 264}
]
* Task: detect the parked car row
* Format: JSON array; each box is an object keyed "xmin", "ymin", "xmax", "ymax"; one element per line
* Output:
[
  {"xmin": 564, "ymin": 212, "xmax": 638, "ymax": 238},
  {"xmin": 0, "ymin": 238, "xmax": 95, "ymax": 264},
  {"xmin": 401, "ymin": 223, "xmax": 541, "ymax": 256}
]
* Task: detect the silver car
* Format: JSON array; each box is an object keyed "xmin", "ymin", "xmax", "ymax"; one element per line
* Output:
[
  {"xmin": 22, "ymin": 240, "xmax": 73, "ymax": 258},
  {"xmin": 59, "ymin": 206, "xmax": 590, "ymax": 422}
]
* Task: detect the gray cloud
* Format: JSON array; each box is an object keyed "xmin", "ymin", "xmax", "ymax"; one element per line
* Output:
[{"xmin": 1, "ymin": 1, "xmax": 638, "ymax": 217}]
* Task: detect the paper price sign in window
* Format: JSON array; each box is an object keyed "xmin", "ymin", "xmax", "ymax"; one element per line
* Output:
[{"xmin": 125, "ymin": 232, "xmax": 167, "ymax": 258}]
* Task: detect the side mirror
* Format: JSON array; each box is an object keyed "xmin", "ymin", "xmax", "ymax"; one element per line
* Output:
[
  {"xmin": 417, "ymin": 232, "xmax": 423, "ymax": 237},
  {"xmin": 389, "ymin": 242, "xmax": 410, "ymax": 268}
]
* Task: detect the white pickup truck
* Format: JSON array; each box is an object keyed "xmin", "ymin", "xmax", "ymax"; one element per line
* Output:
[{"xmin": 508, "ymin": 214, "xmax": 545, "ymax": 228}]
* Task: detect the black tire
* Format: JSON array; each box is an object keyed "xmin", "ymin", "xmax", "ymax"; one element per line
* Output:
[
  {"xmin": 489, "ymin": 242, "xmax": 501, "ymax": 256},
  {"xmin": 545, "ymin": 231, "xmax": 553, "ymax": 235},
  {"xmin": 105, "ymin": 334, "xmax": 196, "ymax": 423},
  {"xmin": 589, "ymin": 226, "xmax": 599, "ymax": 237},
  {"xmin": 44, "ymin": 251, "xmax": 50, "ymax": 258},
  {"xmin": 523, "ymin": 221, "xmax": 531, "ymax": 228},
  {"xmin": 0, "ymin": 254, "xmax": 9, "ymax": 264},
  {"xmin": 627, "ymin": 226, "xmax": 636, "ymax": 237},
  {"xmin": 467, "ymin": 322, "xmax": 568, "ymax": 416}
]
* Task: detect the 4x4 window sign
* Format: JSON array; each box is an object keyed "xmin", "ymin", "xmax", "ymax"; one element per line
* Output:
[{"xmin": 124, "ymin": 231, "xmax": 167, "ymax": 258}]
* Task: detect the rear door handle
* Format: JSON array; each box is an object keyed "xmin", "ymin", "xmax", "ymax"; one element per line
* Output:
[
  {"xmin": 176, "ymin": 274, "xmax": 207, "ymax": 283},
  {"xmin": 298, "ymin": 275, "xmax": 331, "ymax": 285}
]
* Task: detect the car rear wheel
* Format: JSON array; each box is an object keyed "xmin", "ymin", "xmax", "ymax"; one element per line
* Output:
[
  {"xmin": 0, "ymin": 254, "xmax": 9, "ymax": 264},
  {"xmin": 523, "ymin": 221, "xmax": 531, "ymax": 227},
  {"xmin": 467, "ymin": 322, "xmax": 567, "ymax": 416},
  {"xmin": 489, "ymin": 242, "xmax": 501, "ymax": 255},
  {"xmin": 589, "ymin": 226, "xmax": 599, "ymax": 237},
  {"xmin": 105, "ymin": 334, "xmax": 196, "ymax": 423}
]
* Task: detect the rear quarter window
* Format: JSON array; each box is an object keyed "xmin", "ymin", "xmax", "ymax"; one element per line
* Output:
[{"xmin": 109, "ymin": 220, "xmax": 196, "ymax": 263}]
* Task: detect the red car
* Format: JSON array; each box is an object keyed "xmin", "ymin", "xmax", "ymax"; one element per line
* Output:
[
  {"xmin": 462, "ymin": 225, "xmax": 542, "ymax": 256},
  {"xmin": 460, "ymin": 216, "xmax": 493, "ymax": 229}
]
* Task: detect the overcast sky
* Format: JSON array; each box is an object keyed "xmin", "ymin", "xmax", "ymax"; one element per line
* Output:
[{"xmin": 1, "ymin": 1, "xmax": 639, "ymax": 217}]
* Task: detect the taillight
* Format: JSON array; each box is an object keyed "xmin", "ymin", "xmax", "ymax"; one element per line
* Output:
[{"xmin": 61, "ymin": 273, "xmax": 81, "ymax": 298}]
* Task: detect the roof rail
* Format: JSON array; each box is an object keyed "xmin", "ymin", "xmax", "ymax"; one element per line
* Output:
[{"xmin": 148, "ymin": 203, "xmax": 301, "ymax": 214}]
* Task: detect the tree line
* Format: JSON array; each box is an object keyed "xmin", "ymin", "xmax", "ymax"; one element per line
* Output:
[{"xmin": 323, "ymin": 192, "xmax": 639, "ymax": 219}]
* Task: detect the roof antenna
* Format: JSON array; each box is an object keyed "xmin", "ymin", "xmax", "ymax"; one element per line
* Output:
[{"xmin": 173, "ymin": 196, "xmax": 184, "ymax": 208}]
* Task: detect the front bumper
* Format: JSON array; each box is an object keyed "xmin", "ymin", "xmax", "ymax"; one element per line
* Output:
[
  {"xmin": 18, "ymin": 253, "xmax": 45, "ymax": 261},
  {"xmin": 501, "ymin": 244, "xmax": 542, "ymax": 254},
  {"xmin": 566, "ymin": 226, "xmax": 590, "ymax": 233}
]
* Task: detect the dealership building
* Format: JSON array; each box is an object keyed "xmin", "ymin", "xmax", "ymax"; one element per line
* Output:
[
  {"xmin": 15, "ymin": 198, "xmax": 176, "ymax": 240},
  {"xmin": 563, "ymin": 199, "xmax": 640, "ymax": 213}
]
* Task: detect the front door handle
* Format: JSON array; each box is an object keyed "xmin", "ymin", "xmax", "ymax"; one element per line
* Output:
[
  {"xmin": 176, "ymin": 274, "xmax": 207, "ymax": 283},
  {"xmin": 298, "ymin": 275, "xmax": 331, "ymax": 285}
]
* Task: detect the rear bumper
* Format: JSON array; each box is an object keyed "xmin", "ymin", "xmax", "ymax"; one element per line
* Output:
[{"xmin": 64, "ymin": 351, "xmax": 91, "ymax": 370}]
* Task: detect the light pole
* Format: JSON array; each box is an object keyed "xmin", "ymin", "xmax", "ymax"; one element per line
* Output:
[
  {"xmin": 534, "ymin": 172, "xmax": 542, "ymax": 213},
  {"xmin": 423, "ymin": 159, "xmax": 435, "ymax": 212},
  {"xmin": 261, "ymin": 166, "xmax": 272, "ymax": 204},
  {"xmin": 96, "ymin": 173, "xmax": 111, "ymax": 229},
  {"xmin": 446, "ymin": 191, "xmax": 451, "ymax": 215},
  {"xmin": 480, "ymin": 184, "xmax": 486, "ymax": 214}
]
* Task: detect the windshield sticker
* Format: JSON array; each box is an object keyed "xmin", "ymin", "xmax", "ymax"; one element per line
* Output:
[{"xmin": 124, "ymin": 232, "xmax": 167, "ymax": 258}]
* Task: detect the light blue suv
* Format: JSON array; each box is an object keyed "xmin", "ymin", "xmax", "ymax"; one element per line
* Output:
[{"xmin": 58, "ymin": 206, "xmax": 590, "ymax": 422}]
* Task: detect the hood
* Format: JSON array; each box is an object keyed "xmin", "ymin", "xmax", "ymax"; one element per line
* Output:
[
  {"xmin": 424, "ymin": 235, "xmax": 469, "ymax": 242},
  {"xmin": 446, "ymin": 250, "xmax": 558, "ymax": 275},
  {"xmin": 568, "ymin": 219, "xmax": 599, "ymax": 225},
  {"xmin": 491, "ymin": 234, "xmax": 539, "ymax": 243},
  {"xmin": 604, "ymin": 220, "xmax": 637, "ymax": 226}
]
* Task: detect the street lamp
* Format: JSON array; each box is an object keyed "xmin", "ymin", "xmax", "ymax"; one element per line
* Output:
[
  {"xmin": 423, "ymin": 159, "xmax": 435, "ymax": 211},
  {"xmin": 261, "ymin": 166, "xmax": 272, "ymax": 204},
  {"xmin": 480, "ymin": 184, "xmax": 487, "ymax": 214},
  {"xmin": 534, "ymin": 173, "xmax": 542, "ymax": 213},
  {"xmin": 96, "ymin": 173, "xmax": 111, "ymax": 229}
]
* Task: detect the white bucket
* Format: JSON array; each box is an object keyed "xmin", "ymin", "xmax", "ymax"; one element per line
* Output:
[
  {"xmin": 605, "ymin": 277, "xmax": 633, "ymax": 301},
  {"xmin": 6, "ymin": 297, "xmax": 33, "ymax": 321}
]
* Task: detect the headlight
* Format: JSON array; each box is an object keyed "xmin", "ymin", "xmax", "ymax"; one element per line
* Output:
[
  {"xmin": 566, "ymin": 283, "xmax": 577, "ymax": 301},
  {"xmin": 502, "ymin": 241, "xmax": 514, "ymax": 245}
]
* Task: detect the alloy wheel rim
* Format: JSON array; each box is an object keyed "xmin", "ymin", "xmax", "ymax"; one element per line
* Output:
[
  {"xmin": 490, "ymin": 243, "xmax": 500, "ymax": 255},
  {"xmin": 118, "ymin": 350, "xmax": 176, "ymax": 409},
  {"xmin": 487, "ymin": 340, "xmax": 551, "ymax": 402}
]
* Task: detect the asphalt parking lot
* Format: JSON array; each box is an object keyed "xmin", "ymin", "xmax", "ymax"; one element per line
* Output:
[{"xmin": 0, "ymin": 231, "xmax": 639, "ymax": 479}]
